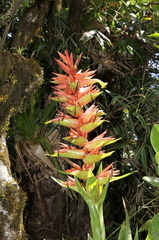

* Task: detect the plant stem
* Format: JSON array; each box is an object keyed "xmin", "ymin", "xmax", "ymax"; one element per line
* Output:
[{"xmin": 88, "ymin": 200, "xmax": 106, "ymax": 240}]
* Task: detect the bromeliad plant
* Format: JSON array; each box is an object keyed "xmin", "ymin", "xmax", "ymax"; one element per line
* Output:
[{"xmin": 46, "ymin": 50, "xmax": 131, "ymax": 240}]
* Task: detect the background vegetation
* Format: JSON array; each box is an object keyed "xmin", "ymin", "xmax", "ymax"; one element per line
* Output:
[{"xmin": 1, "ymin": 0, "xmax": 159, "ymax": 239}]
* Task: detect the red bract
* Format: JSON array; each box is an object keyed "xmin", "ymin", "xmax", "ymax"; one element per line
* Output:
[
  {"xmin": 46, "ymin": 50, "xmax": 119, "ymax": 191},
  {"xmin": 96, "ymin": 163, "xmax": 120, "ymax": 185}
]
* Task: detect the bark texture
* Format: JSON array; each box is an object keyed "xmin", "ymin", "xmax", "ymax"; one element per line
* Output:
[
  {"xmin": 0, "ymin": 134, "xmax": 27, "ymax": 240},
  {"xmin": 11, "ymin": 0, "xmax": 52, "ymax": 48},
  {"xmin": 67, "ymin": 0, "xmax": 90, "ymax": 45},
  {"xmin": 0, "ymin": 51, "xmax": 43, "ymax": 134},
  {"xmin": 0, "ymin": 51, "xmax": 43, "ymax": 240}
]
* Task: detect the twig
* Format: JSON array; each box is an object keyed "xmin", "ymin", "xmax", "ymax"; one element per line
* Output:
[
  {"xmin": 147, "ymin": 2, "xmax": 159, "ymax": 7},
  {"xmin": 34, "ymin": 174, "xmax": 45, "ymax": 218}
]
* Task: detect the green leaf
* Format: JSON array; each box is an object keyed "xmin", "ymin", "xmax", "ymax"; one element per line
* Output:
[
  {"xmin": 118, "ymin": 205, "xmax": 132, "ymax": 240},
  {"xmin": 107, "ymin": 141, "xmax": 128, "ymax": 151},
  {"xmin": 22, "ymin": 0, "xmax": 34, "ymax": 7},
  {"xmin": 133, "ymin": 112, "xmax": 147, "ymax": 129},
  {"xmin": 148, "ymin": 33, "xmax": 159, "ymax": 38},
  {"xmin": 154, "ymin": 44, "xmax": 159, "ymax": 49},
  {"xmin": 139, "ymin": 219, "xmax": 152, "ymax": 232},
  {"xmin": 143, "ymin": 176, "xmax": 159, "ymax": 187},
  {"xmin": 75, "ymin": 177, "xmax": 89, "ymax": 204},
  {"xmin": 51, "ymin": 149, "xmax": 85, "ymax": 159},
  {"xmin": 156, "ymin": 166, "xmax": 159, "ymax": 176},
  {"xmin": 127, "ymin": 117, "xmax": 136, "ymax": 134},
  {"xmin": 16, "ymin": 112, "xmax": 36, "ymax": 140},
  {"xmin": 110, "ymin": 171, "xmax": 137, "ymax": 183},
  {"xmin": 96, "ymin": 179, "xmax": 109, "ymax": 206},
  {"xmin": 87, "ymin": 233, "xmax": 93, "ymax": 240},
  {"xmin": 102, "ymin": 138, "xmax": 121, "ymax": 147},
  {"xmin": 39, "ymin": 101, "xmax": 56, "ymax": 125},
  {"xmin": 155, "ymin": 152, "xmax": 159, "ymax": 165},
  {"xmin": 96, "ymin": 162, "xmax": 103, "ymax": 175},
  {"xmin": 75, "ymin": 170, "xmax": 89, "ymax": 180},
  {"xmin": 140, "ymin": 147, "xmax": 148, "ymax": 172},
  {"xmin": 118, "ymin": 224, "xmax": 126, "ymax": 240},
  {"xmin": 150, "ymin": 124, "xmax": 159, "ymax": 153},
  {"xmin": 148, "ymin": 212, "xmax": 159, "ymax": 240},
  {"xmin": 125, "ymin": 207, "xmax": 133, "ymax": 240},
  {"xmin": 83, "ymin": 151, "xmax": 114, "ymax": 164},
  {"xmin": 134, "ymin": 228, "xmax": 139, "ymax": 240},
  {"xmin": 146, "ymin": 234, "xmax": 150, "ymax": 240},
  {"xmin": 148, "ymin": 146, "xmax": 156, "ymax": 166},
  {"xmin": 127, "ymin": 45, "xmax": 134, "ymax": 55},
  {"xmin": 22, "ymin": 0, "xmax": 30, "ymax": 7},
  {"xmin": 86, "ymin": 170, "xmax": 99, "ymax": 201}
]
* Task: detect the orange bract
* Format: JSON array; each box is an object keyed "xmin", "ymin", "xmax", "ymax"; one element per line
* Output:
[{"xmin": 46, "ymin": 50, "xmax": 119, "ymax": 189}]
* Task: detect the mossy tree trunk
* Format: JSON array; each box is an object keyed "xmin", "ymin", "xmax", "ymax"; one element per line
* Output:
[
  {"xmin": 66, "ymin": 0, "xmax": 90, "ymax": 48},
  {"xmin": 0, "ymin": 134, "xmax": 27, "ymax": 240},
  {"xmin": 0, "ymin": 0, "xmax": 49, "ymax": 237},
  {"xmin": 0, "ymin": 51, "xmax": 43, "ymax": 240}
]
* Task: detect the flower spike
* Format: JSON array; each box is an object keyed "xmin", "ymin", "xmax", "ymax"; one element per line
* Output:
[
  {"xmin": 47, "ymin": 50, "xmax": 119, "ymax": 196},
  {"xmin": 46, "ymin": 50, "xmax": 136, "ymax": 240}
]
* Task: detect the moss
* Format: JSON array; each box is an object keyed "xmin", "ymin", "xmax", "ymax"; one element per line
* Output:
[
  {"xmin": 0, "ymin": 95, "xmax": 9, "ymax": 102},
  {"xmin": 0, "ymin": 51, "xmax": 12, "ymax": 85},
  {"xmin": 0, "ymin": 158, "xmax": 27, "ymax": 239},
  {"xmin": 0, "ymin": 181, "xmax": 27, "ymax": 240},
  {"xmin": 0, "ymin": 51, "xmax": 43, "ymax": 134},
  {"xmin": 0, "ymin": 155, "xmax": 27, "ymax": 240},
  {"xmin": 2, "ymin": 182, "xmax": 27, "ymax": 229},
  {"xmin": 0, "ymin": 50, "xmax": 43, "ymax": 239},
  {"xmin": 0, "ymin": 136, "xmax": 27, "ymax": 240},
  {"xmin": 55, "ymin": 0, "xmax": 62, "ymax": 12},
  {"xmin": 0, "ymin": 107, "xmax": 15, "ymax": 134},
  {"xmin": 0, "ymin": 134, "xmax": 11, "ymax": 171}
]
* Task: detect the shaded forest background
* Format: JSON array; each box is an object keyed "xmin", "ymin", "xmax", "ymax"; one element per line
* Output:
[{"xmin": 1, "ymin": 0, "xmax": 159, "ymax": 239}]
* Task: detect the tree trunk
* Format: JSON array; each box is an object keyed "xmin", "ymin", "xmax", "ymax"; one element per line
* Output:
[
  {"xmin": 11, "ymin": 0, "xmax": 52, "ymax": 48},
  {"xmin": 0, "ymin": 51, "xmax": 43, "ymax": 239},
  {"xmin": 0, "ymin": 134, "xmax": 27, "ymax": 240},
  {"xmin": 67, "ymin": 0, "xmax": 90, "ymax": 46}
]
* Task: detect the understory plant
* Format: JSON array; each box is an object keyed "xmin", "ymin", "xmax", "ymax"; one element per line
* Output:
[
  {"xmin": 46, "ymin": 50, "xmax": 132, "ymax": 240},
  {"xmin": 141, "ymin": 124, "xmax": 159, "ymax": 239}
]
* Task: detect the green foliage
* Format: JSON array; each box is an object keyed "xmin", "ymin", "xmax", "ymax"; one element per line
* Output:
[
  {"xmin": 75, "ymin": 175, "xmax": 108, "ymax": 240},
  {"xmin": 22, "ymin": 0, "xmax": 35, "ymax": 8},
  {"xmin": 143, "ymin": 176, "xmax": 159, "ymax": 187},
  {"xmin": 118, "ymin": 207, "xmax": 133, "ymax": 240},
  {"xmin": 110, "ymin": 171, "xmax": 137, "ymax": 183},
  {"xmin": 118, "ymin": 201, "xmax": 140, "ymax": 240},
  {"xmin": 143, "ymin": 124, "xmax": 159, "ymax": 187},
  {"xmin": 8, "ymin": 96, "xmax": 65, "ymax": 179},
  {"xmin": 140, "ymin": 213, "xmax": 159, "ymax": 240},
  {"xmin": 148, "ymin": 33, "xmax": 159, "ymax": 39},
  {"xmin": 3, "ymin": 0, "xmax": 159, "ymax": 239},
  {"xmin": 146, "ymin": 213, "xmax": 159, "ymax": 240},
  {"xmin": 87, "ymin": 233, "xmax": 93, "ymax": 240},
  {"xmin": 142, "ymin": 125, "xmax": 159, "ymax": 239},
  {"xmin": 150, "ymin": 124, "xmax": 159, "ymax": 153},
  {"xmin": 10, "ymin": 99, "xmax": 56, "ymax": 142}
]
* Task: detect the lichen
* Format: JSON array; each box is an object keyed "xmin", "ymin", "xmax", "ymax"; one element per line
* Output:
[
  {"xmin": 0, "ymin": 51, "xmax": 43, "ymax": 134},
  {"xmin": 0, "ymin": 50, "xmax": 43, "ymax": 239},
  {"xmin": 0, "ymin": 134, "xmax": 27, "ymax": 240},
  {"xmin": 0, "ymin": 167, "xmax": 27, "ymax": 240},
  {"xmin": 0, "ymin": 107, "xmax": 15, "ymax": 134},
  {"xmin": 0, "ymin": 95, "xmax": 9, "ymax": 102}
]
